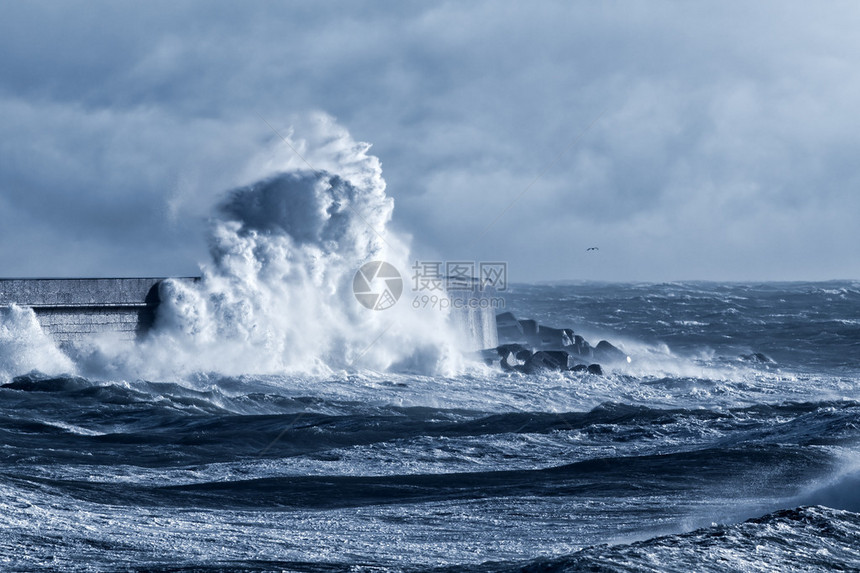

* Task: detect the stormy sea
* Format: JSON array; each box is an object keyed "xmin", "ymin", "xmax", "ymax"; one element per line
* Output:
[{"xmin": 1, "ymin": 127, "xmax": 859, "ymax": 571}]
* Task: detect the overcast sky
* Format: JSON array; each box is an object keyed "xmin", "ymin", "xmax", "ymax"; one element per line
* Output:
[{"xmin": 2, "ymin": 1, "xmax": 859, "ymax": 282}]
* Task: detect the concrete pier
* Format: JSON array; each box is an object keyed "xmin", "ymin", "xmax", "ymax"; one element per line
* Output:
[{"xmin": 0, "ymin": 278, "xmax": 199, "ymax": 342}]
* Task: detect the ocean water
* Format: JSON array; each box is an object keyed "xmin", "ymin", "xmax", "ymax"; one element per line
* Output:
[{"xmin": 2, "ymin": 281, "xmax": 859, "ymax": 572}]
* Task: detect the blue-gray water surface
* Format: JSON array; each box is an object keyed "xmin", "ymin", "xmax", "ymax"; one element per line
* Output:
[{"xmin": 2, "ymin": 281, "xmax": 859, "ymax": 571}]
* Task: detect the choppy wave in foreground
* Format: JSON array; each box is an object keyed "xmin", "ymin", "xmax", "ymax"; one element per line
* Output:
[
  {"xmin": 447, "ymin": 506, "xmax": 860, "ymax": 573},
  {"xmin": 1, "ymin": 352, "xmax": 859, "ymax": 571}
]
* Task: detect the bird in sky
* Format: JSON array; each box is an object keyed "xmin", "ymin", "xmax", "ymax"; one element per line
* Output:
[{"xmin": 586, "ymin": 247, "xmax": 599, "ymax": 252}]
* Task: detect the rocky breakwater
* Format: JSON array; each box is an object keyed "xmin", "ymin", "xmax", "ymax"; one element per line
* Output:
[{"xmin": 480, "ymin": 311, "xmax": 629, "ymax": 374}]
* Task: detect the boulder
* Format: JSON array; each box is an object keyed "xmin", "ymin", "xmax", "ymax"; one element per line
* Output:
[
  {"xmin": 537, "ymin": 325, "xmax": 574, "ymax": 348},
  {"xmin": 570, "ymin": 335, "xmax": 593, "ymax": 358},
  {"xmin": 500, "ymin": 354, "xmax": 517, "ymax": 371},
  {"xmin": 594, "ymin": 340, "xmax": 627, "ymax": 363},
  {"xmin": 495, "ymin": 343, "xmax": 532, "ymax": 370},
  {"xmin": 522, "ymin": 350, "xmax": 571, "ymax": 372},
  {"xmin": 587, "ymin": 364, "xmax": 604, "ymax": 375},
  {"xmin": 496, "ymin": 312, "xmax": 524, "ymax": 343},
  {"xmin": 495, "ymin": 343, "xmax": 530, "ymax": 357},
  {"xmin": 518, "ymin": 319, "xmax": 538, "ymax": 339}
]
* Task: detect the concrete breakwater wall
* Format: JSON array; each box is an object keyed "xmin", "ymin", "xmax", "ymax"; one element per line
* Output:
[
  {"xmin": 2, "ymin": 276, "xmax": 499, "ymax": 351},
  {"xmin": 0, "ymin": 278, "xmax": 199, "ymax": 342}
]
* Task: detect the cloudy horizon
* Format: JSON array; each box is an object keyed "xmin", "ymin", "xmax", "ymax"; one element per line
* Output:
[{"xmin": 2, "ymin": 1, "xmax": 859, "ymax": 283}]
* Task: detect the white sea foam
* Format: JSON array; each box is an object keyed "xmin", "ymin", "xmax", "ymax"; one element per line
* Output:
[
  {"xmin": 66, "ymin": 115, "xmax": 463, "ymax": 380},
  {"xmin": 0, "ymin": 304, "xmax": 74, "ymax": 381}
]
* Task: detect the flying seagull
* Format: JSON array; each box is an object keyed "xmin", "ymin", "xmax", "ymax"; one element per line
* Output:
[{"xmin": 586, "ymin": 247, "xmax": 599, "ymax": 252}]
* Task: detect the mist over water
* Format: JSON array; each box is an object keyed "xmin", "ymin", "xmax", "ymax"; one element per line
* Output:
[{"xmin": 1, "ymin": 120, "xmax": 860, "ymax": 571}]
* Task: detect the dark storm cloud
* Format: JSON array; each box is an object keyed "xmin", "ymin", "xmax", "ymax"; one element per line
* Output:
[{"xmin": 1, "ymin": 1, "xmax": 859, "ymax": 280}]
